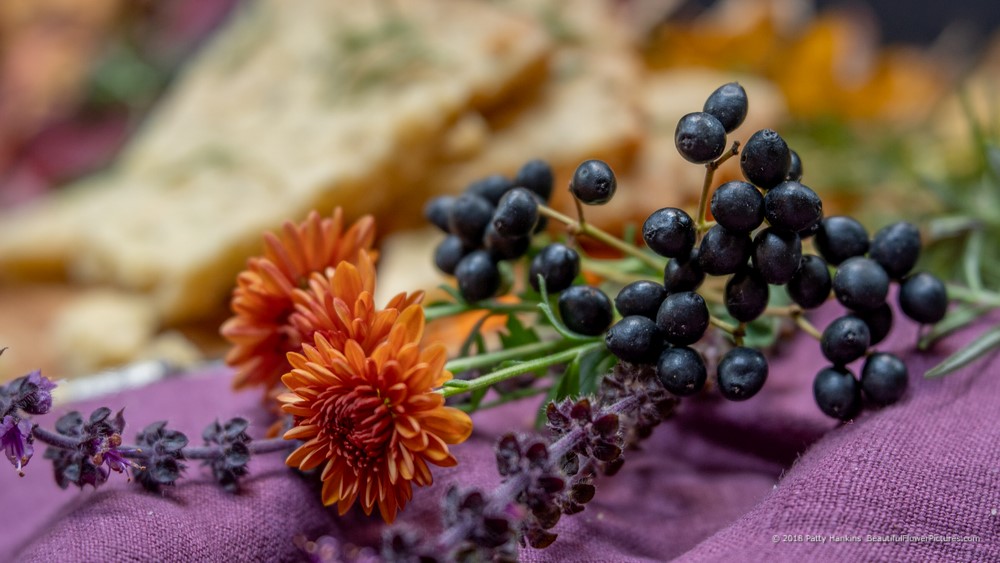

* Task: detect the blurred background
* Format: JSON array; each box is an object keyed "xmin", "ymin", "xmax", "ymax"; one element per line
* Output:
[{"xmin": 0, "ymin": 0, "xmax": 998, "ymax": 385}]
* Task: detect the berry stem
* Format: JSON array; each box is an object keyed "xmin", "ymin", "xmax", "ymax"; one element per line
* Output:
[
  {"xmin": 791, "ymin": 310, "xmax": 823, "ymax": 340},
  {"xmin": 537, "ymin": 204, "xmax": 663, "ymax": 271},
  {"xmin": 438, "ymin": 341, "xmax": 604, "ymax": 398},
  {"xmin": 709, "ymin": 316, "xmax": 741, "ymax": 336},
  {"xmin": 695, "ymin": 141, "xmax": 740, "ymax": 237}
]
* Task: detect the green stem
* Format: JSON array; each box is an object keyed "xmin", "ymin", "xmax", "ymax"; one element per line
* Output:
[
  {"xmin": 792, "ymin": 311, "xmax": 823, "ymax": 341},
  {"xmin": 537, "ymin": 204, "xmax": 663, "ymax": 272},
  {"xmin": 439, "ymin": 341, "xmax": 603, "ymax": 398},
  {"xmin": 947, "ymin": 283, "xmax": 1000, "ymax": 308},
  {"xmin": 444, "ymin": 338, "xmax": 576, "ymax": 374},
  {"xmin": 424, "ymin": 301, "xmax": 538, "ymax": 322}
]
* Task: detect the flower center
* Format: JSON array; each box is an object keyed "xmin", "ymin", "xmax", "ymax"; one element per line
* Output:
[{"xmin": 322, "ymin": 385, "xmax": 392, "ymax": 471}]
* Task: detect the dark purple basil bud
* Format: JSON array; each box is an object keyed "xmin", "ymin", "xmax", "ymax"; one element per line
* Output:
[
  {"xmin": 495, "ymin": 434, "xmax": 521, "ymax": 477},
  {"xmin": 13, "ymin": 370, "xmax": 57, "ymax": 415},
  {"xmin": 545, "ymin": 403, "xmax": 570, "ymax": 432},
  {"xmin": 202, "ymin": 418, "xmax": 252, "ymax": 492},
  {"xmin": 441, "ymin": 486, "xmax": 517, "ymax": 557},
  {"xmin": 525, "ymin": 527, "xmax": 558, "ymax": 549},
  {"xmin": 133, "ymin": 421, "xmax": 188, "ymax": 491},
  {"xmin": 570, "ymin": 483, "xmax": 596, "ymax": 505},
  {"xmin": 569, "ymin": 398, "xmax": 592, "ymax": 421},
  {"xmin": 525, "ymin": 441, "xmax": 549, "ymax": 468},
  {"xmin": 559, "ymin": 452, "xmax": 579, "ymax": 476}
]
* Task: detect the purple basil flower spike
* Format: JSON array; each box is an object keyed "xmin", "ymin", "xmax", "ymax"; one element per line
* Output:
[{"xmin": 1, "ymin": 415, "xmax": 34, "ymax": 476}]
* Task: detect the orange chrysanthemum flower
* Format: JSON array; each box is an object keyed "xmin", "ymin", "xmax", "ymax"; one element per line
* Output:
[
  {"xmin": 279, "ymin": 305, "xmax": 472, "ymax": 523},
  {"xmin": 289, "ymin": 251, "xmax": 423, "ymax": 356},
  {"xmin": 221, "ymin": 209, "xmax": 376, "ymax": 390}
]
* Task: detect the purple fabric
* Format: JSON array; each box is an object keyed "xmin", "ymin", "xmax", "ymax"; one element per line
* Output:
[{"xmin": 2, "ymin": 303, "xmax": 998, "ymax": 561}]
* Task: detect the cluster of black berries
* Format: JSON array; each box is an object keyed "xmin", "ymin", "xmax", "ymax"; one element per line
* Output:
[
  {"xmin": 811, "ymin": 220, "xmax": 946, "ymax": 420},
  {"xmin": 608, "ymin": 82, "xmax": 945, "ymax": 420},
  {"xmin": 424, "ymin": 160, "xmax": 555, "ymax": 302}
]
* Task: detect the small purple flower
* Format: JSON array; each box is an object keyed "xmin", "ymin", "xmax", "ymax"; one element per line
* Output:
[
  {"xmin": 1, "ymin": 415, "xmax": 34, "ymax": 476},
  {"xmin": 91, "ymin": 433, "xmax": 135, "ymax": 475}
]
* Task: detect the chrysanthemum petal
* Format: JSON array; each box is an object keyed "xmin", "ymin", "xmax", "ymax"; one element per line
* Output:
[{"xmin": 416, "ymin": 407, "xmax": 473, "ymax": 444}]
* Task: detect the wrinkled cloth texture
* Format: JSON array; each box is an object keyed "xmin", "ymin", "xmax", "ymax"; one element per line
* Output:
[{"xmin": 2, "ymin": 303, "xmax": 998, "ymax": 562}]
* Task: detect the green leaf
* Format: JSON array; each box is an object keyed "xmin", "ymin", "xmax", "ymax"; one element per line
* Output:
[
  {"xmin": 924, "ymin": 325, "xmax": 1000, "ymax": 378},
  {"xmin": 458, "ymin": 313, "xmax": 492, "ymax": 358},
  {"xmin": 964, "ymin": 225, "xmax": 984, "ymax": 293},
  {"xmin": 467, "ymin": 385, "xmax": 490, "ymax": 411},
  {"xmin": 984, "ymin": 143, "xmax": 1000, "ymax": 180},
  {"xmin": 918, "ymin": 304, "xmax": 992, "ymax": 350},
  {"xmin": 500, "ymin": 314, "xmax": 540, "ymax": 349},
  {"xmin": 579, "ymin": 349, "xmax": 616, "ymax": 396}
]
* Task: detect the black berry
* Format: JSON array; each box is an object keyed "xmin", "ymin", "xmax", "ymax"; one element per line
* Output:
[
  {"xmin": 787, "ymin": 254, "xmax": 832, "ymax": 309},
  {"xmin": 786, "ymin": 149, "xmax": 803, "ymax": 181},
  {"xmin": 820, "ymin": 315, "xmax": 871, "ymax": 366},
  {"xmin": 813, "ymin": 366, "xmax": 861, "ymax": 421},
  {"xmin": 515, "ymin": 159, "xmax": 554, "ymax": 202},
  {"xmin": 751, "ymin": 227, "xmax": 802, "ymax": 284},
  {"xmin": 710, "ymin": 180, "xmax": 764, "ymax": 233},
  {"xmin": 664, "ymin": 250, "xmax": 706, "ymax": 293},
  {"xmin": 763, "ymin": 181, "xmax": 822, "ymax": 233},
  {"xmin": 898, "ymin": 272, "xmax": 947, "ymax": 324},
  {"xmin": 558, "ymin": 286, "xmax": 613, "ymax": 336},
  {"xmin": 832, "ymin": 257, "xmax": 889, "ymax": 311},
  {"xmin": 529, "ymin": 243, "xmax": 580, "ymax": 293},
  {"xmin": 484, "ymin": 224, "xmax": 530, "ymax": 261},
  {"xmin": 698, "ymin": 225, "xmax": 751, "ymax": 276},
  {"xmin": 740, "ymin": 129, "xmax": 790, "ymax": 189},
  {"xmin": 854, "ymin": 303, "xmax": 893, "ymax": 346},
  {"xmin": 703, "ymin": 82, "xmax": 748, "ymax": 134},
  {"xmin": 492, "ymin": 187, "xmax": 538, "ymax": 237},
  {"xmin": 643, "ymin": 207, "xmax": 695, "ymax": 258},
  {"xmin": 467, "ymin": 174, "xmax": 514, "ymax": 206},
  {"xmin": 606, "ymin": 316, "xmax": 663, "ymax": 364},
  {"xmin": 861, "ymin": 352, "xmax": 908, "ymax": 406},
  {"xmin": 657, "ymin": 347, "xmax": 707, "ymax": 396},
  {"xmin": 675, "ymin": 112, "xmax": 727, "ymax": 164},
  {"xmin": 424, "ymin": 195, "xmax": 455, "ymax": 233},
  {"xmin": 869, "ymin": 221, "xmax": 921, "ymax": 279},
  {"xmin": 434, "ymin": 235, "xmax": 471, "ymax": 275},
  {"xmin": 717, "ymin": 347, "xmax": 768, "ymax": 401},
  {"xmin": 655, "ymin": 292, "xmax": 709, "ymax": 346},
  {"xmin": 455, "ymin": 250, "xmax": 500, "ymax": 302},
  {"xmin": 570, "ymin": 160, "xmax": 617, "ymax": 205},
  {"xmin": 815, "ymin": 216, "xmax": 869, "ymax": 265},
  {"xmin": 615, "ymin": 280, "xmax": 667, "ymax": 320},
  {"xmin": 448, "ymin": 193, "xmax": 494, "ymax": 245},
  {"xmin": 725, "ymin": 266, "xmax": 769, "ymax": 322}
]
